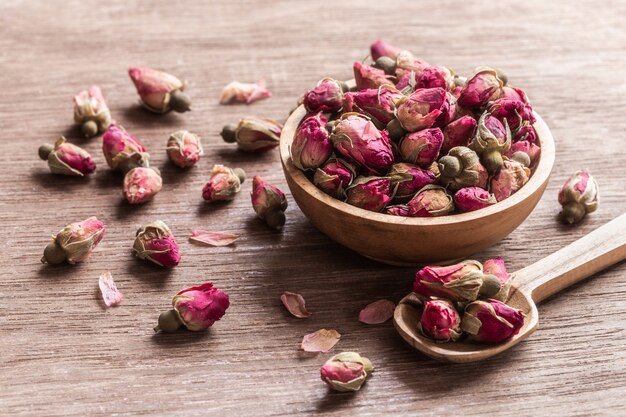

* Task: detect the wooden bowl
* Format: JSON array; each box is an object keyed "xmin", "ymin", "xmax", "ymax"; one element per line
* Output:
[{"xmin": 279, "ymin": 102, "xmax": 555, "ymax": 266}]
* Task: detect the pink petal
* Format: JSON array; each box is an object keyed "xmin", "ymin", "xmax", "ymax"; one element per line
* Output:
[
  {"xmin": 98, "ymin": 272, "xmax": 123, "ymax": 308},
  {"xmin": 280, "ymin": 291, "xmax": 311, "ymax": 318},
  {"xmin": 219, "ymin": 80, "xmax": 271, "ymax": 105},
  {"xmin": 189, "ymin": 230, "xmax": 240, "ymax": 247},
  {"xmin": 300, "ymin": 329, "xmax": 341, "ymax": 353},
  {"xmin": 358, "ymin": 299, "xmax": 395, "ymax": 324}
]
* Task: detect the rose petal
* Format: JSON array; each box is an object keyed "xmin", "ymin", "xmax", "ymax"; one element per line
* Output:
[
  {"xmin": 358, "ymin": 299, "xmax": 395, "ymax": 324},
  {"xmin": 189, "ymin": 230, "xmax": 240, "ymax": 247},
  {"xmin": 280, "ymin": 291, "xmax": 311, "ymax": 318},
  {"xmin": 98, "ymin": 272, "xmax": 122, "ymax": 308},
  {"xmin": 300, "ymin": 329, "xmax": 341, "ymax": 353},
  {"xmin": 219, "ymin": 80, "xmax": 271, "ymax": 105}
]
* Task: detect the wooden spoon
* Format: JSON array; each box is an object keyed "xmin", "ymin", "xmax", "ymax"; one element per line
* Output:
[{"xmin": 393, "ymin": 213, "xmax": 626, "ymax": 363}]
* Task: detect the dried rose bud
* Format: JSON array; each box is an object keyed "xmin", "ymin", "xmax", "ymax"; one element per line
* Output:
[
  {"xmin": 558, "ymin": 169, "xmax": 599, "ymax": 224},
  {"xmin": 303, "ymin": 77, "xmax": 344, "ymax": 113},
  {"xmin": 457, "ymin": 67, "xmax": 504, "ymax": 109},
  {"xmin": 128, "ymin": 67, "xmax": 190, "ymax": 113},
  {"xmin": 102, "ymin": 125, "xmax": 150, "ymax": 173},
  {"xmin": 442, "ymin": 115, "xmax": 477, "ymax": 153},
  {"xmin": 123, "ymin": 167, "xmax": 163, "ymax": 204},
  {"xmin": 313, "ymin": 157, "xmax": 356, "ymax": 199},
  {"xmin": 505, "ymin": 140, "xmax": 541, "ymax": 168},
  {"xmin": 343, "ymin": 85, "xmax": 404, "ymax": 127},
  {"xmin": 155, "ymin": 283, "xmax": 229, "ymax": 333},
  {"xmin": 406, "ymin": 185, "xmax": 454, "ymax": 217},
  {"xmin": 73, "ymin": 86, "xmax": 111, "ymax": 137},
  {"xmin": 330, "ymin": 113, "xmax": 394, "ymax": 175},
  {"xmin": 438, "ymin": 146, "xmax": 488, "ymax": 191},
  {"xmin": 398, "ymin": 128, "xmax": 444, "ymax": 167},
  {"xmin": 394, "ymin": 71, "xmax": 414, "ymax": 91},
  {"xmin": 413, "ymin": 260, "xmax": 486, "ymax": 302},
  {"xmin": 395, "ymin": 87, "xmax": 451, "ymax": 132},
  {"xmin": 370, "ymin": 39, "xmax": 401, "ymax": 61},
  {"xmin": 133, "ymin": 220, "xmax": 180, "ymax": 268},
  {"xmin": 419, "ymin": 299, "xmax": 462, "ymax": 342},
  {"xmin": 386, "ymin": 204, "xmax": 411, "ymax": 216},
  {"xmin": 219, "ymin": 80, "xmax": 271, "ymax": 105},
  {"xmin": 291, "ymin": 113, "xmax": 333, "ymax": 170},
  {"xmin": 202, "ymin": 164, "xmax": 246, "ymax": 202},
  {"xmin": 353, "ymin": 61, "xmax": 390, "ymax": 90},
  {"xmin": 461, "ymin": 299, "xmax": 524, "ymax": 343},
  {"xmin": 513, "ymin": 120, "xmax": 537, "ymax": 143},
  {"xmin": 454, "ymin": 186, "xmax": 497, "ymax": 212},
  {"xmin": 38, "ymin": 137, "xmax": 96, "ymax": 176},
  {"xmin": 166, "ymin": 130, "xmax": 203, "ymax": 168},
  {"xmin": 488, "ymin": 98, "xmax": 535, "ymax": 133},
  {"xmin": 415, "ymin": 66, "xmax": 456, "ymax": 91},
  {"xmin": 345, "ymin": 176, "xmax": 393, "ymax": 212},
  {"xmin": 471, "ymin": 112, "xmax": 512, "ymax": 174},
  {"xmin": 388, "ymin": 163, "xmax": 437, "ymax": 200},
  {"xmin": 251, "ymin": 176, "xmax": 288, "ymax": 230},
  {"xmin": 500, "ymin": 86, "xmax": 529, "ymax": 103},
  {"xmin": 483, "ymin": 257, "xmax": 513, "ymax": 301},
  {"xmin": 221, "ymin": 117, "xmax": 282, "ymax": 153},
  {"xmin": 42, "ymin": 217, "xmax": 105, "ymax": 265},
  {"xmin": 394, "ymin": 50, "xmax": 429, "ymax": 80},
  {"xmin": 490, "ymin": 159, "xmax": 530, "ymax": 202},
  {"xmin": 320, "ymin": 352, "xmax": 374, "ymax": 392}
]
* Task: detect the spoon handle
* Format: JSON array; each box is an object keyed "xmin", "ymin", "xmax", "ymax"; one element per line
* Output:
[{"xmin": 515, "ymin": 213, "xmax": 626, "ymax": 304}]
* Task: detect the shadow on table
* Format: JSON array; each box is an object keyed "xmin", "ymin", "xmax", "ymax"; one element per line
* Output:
[
  {"xmin": 113, "ymin": 196, "xmax": 155, "ymax": 219},
  {"xmin": 212, "ymin": 148, "xmax": 278, "ymax": 166},
  {"xmin": 126, "ymin": 258, "xmax": 174, "ymax": 288},
  {"xmin": 121, "ymin": 104, "xmax": 186, "ymax": 129},
  {"xmin": 158, "ymin": 160, "xmax": 197, "ymax": 184},
  {"xmin": 150, "ymin": 328, "xmax": 213, "ymax": 347},
  {"xmin": 30, "ymin": 170, "xmax": 92, "ymax": 190}
]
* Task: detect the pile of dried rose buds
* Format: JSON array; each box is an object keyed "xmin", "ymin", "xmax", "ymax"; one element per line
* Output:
[{"xmin": 290, "ymin": 40, "xmax": 541, "ymax": 216}]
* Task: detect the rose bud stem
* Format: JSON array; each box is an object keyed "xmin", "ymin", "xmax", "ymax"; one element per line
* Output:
[
  {"xmin": 438, "ymin": 155, "xmax": 461, "ymax": 178},
  {"xmin": 373, "ymin": 56, "xmax": 397, "ymax": 75},
  {"xmin": 154, "ymin": 309, "xmax": 184, "ymax": 333},
  {"xmin": 510, "ymin": 151, "xmax": 531, "ymax": 167},
  {"xmin": 561, "ymin": 203, "xmax": 587, "ymax": 225},
  {"xmin": 38, "ymin": 143, "xmax": 54, "ymax": 161},
  {"xmin": 42, "ymin": 242, "xmax": 66, "ymax": 264},
  {"xmin": 82, "ymin": 120, "xmax": 99, "ymax": 138},
  {"xmin": 265, "ymin": 210, "xmax": 286, "ymax": 231},
  {"xmin": 220, "ymin": 123, "xmax": 238, "ymax": 143},
  {"xmin": 169, "ymin": 89, "xmax": 192, "ymax": 113}
]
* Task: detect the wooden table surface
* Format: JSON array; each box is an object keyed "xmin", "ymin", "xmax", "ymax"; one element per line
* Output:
[{"xmin": 1, "ymin": 0, "xmax": 625, "ymax": 415}]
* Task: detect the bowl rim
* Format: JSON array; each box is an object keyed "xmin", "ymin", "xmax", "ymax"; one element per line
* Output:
[{"xmin": 280, "ymin": 91, "xmax": 555, "ymax": 226}]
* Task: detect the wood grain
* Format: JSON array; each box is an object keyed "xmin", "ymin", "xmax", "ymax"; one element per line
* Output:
[{"xmin": 1, "ymin": 0, "xmax": 625, "ymax": 416}]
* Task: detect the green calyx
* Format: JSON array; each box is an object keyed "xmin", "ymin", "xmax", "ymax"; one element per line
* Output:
[
  {"xmin": 38, "ymin": 143, "xmax": 54, "ymax": 161},
  {"xmin": 81, "ymin": 120, "xmax": 99, "ymax": 138},
  {"xmin": 154, "ymin": 309, "xmax": 184, "ymax": 333},
  {"xmin": 438, "ymin": 155, "xmax": 461, "ymax": 178},
  {"xmin": 264, "ymin": 210, "xmax": 286, "ymax": 231},
  {"xmin": 169, "ymin": 89, "xmax": 191, "ymax": 113},
  {"xmin": 42, "ymin": 241, "xmax": 66, "ymax": 264},
  {"xmin": 373, "ymin": 56, "xmax": 397, "ymax": 75},
  {"xmin": 221, "ymin": 123, "xmax": 238, "ymax": 143},
  {"xmin": 561, "ymin": 202, "xmax": 587, "ymax": 225}
]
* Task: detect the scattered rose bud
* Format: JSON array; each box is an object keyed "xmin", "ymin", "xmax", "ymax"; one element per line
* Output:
[
  {"xmin": 219, "ymin": 80, "xmax": 271, "ymax": 104},
  {"xmin": 395, "ymin": 87, "xmax": 451, "ymax": 132},
  {"xmin": 38, "ymin": 137, "xmax": 96, "ymax": 176},
  {"xmin": 291, "ymin": 112, "xmax": 333, "ymax": 170},
  {"xmin": 558, "ymin": 169, "xmax": 599, "ymax": 224},
  {"xmin": 280, "ymin": 291, "xmax": 310, "ymax": 319},
  {"xmin": 73, "ymin": 85, "xmax": 111, "ymax": 137},
  {"xmin": 42, "ymin": 217, "xmax": 105, "ymax": 265},
  {"xmin": 303, "ymin": 77, "xmax": 345, "ymax": 113},
  {"xmin": 471, "ymin": 112, "xmax": 512, "ymax": 174},
  {"xmin": 442, "ymin": 115, "xmax": 477, "ymax": 153},
  {"xmin": 370, "ymin": 39, "xmax": 401, "ymax": 61},
  {"xmin": 461, "ymin": 299, "xmax": 524, "ymax": 343},
  {"xmin": 102, "ymin": 125, "xmax": 150, "ymax": 173},
  {"xmin": 438, "ymin": 146, "xmax": 488, "ymax": 190},
  {"xmin": 454, "ymin": 186, "xmax": 497, "ymax": 212},
  {"xmin": 166, "ymin": 130, "xmax": 203, "ymax": 168},
  {"xmin": 320, "ymin": 352, "xmax": 374, "ymax": 392},
  {"xmin": 488, "ymin": 98, "xmax": 535, "ymax": 134},
  {"xmin": 345, "ymin": 176, "xmax": 393, "ymax": 212},
  {"xmin": 133, "ymin": 220, "xmax": 180, "ymax": 268},
  {"xmin": 412, "ymin": 260, "xmax": 484, "ymax": 302},
  {"xmin": 189, "ymin": 230, "xmax": 240, "ymax": 247},
  {"xmin": 123, "ymin": 167, "xmax": 162, "ymax": 204},
  {"xmin": 358, "ymin": 299, "xmax": 395, "ymax": 324},
  {"xmin": 398, "ymin": 127, "xmax": 444, "ymax": 167},
  {"xmin": 388, "ymin": 163, "xmax": 437, "ymax": 200},
  {"xmin": 415, "ymin": 65, "xmax": 455, "ymax": 91},
  {"xmin": 343, "ymin": 85, "xmax": 404, "ymax": 127},
  {"xmin": 313, "ymin": 157, "xmax": 355, "ymax": 199},
  {"xmin": 483, "ymin": 257, "xmax": 513, "ymax": 301},
  {"xmin": 154, "ymin": 282, "xmax": 230, "ymax": 332},
  {"xmin": 251, "ymin": 176, "xmax": 288, "ymax": 230},
  {"xmin": 98, "ymin": 272, "xmax": 123, "ymax": 308},
  {"xmin": 221, "ymin": 117, "xmax": 282, "ymax": 153},
  {"xmin": 419, "ymin": 299, "xmax": 462, "ymax": 342},
  {"xmin": 406, "ymin": 185, "xmax": 454, "ymax": 217},
  {"xmin": 301, "ymin": 329, "xmax": 341, "ymax": 353},
  {"xmin": 490, "ymin": 159, "xmax": 530, "ymax": 201},
  {"xmin": 457, "ymin": 66, "xmax": 504, "ymax": 109},
  {"xmin": 128, "ymin": 67, "xmax": 191, "ymax": 113},
  {"xmin": 353, "ymin": 61, "xmax": 390, "ymax": 90},
  {"xmin": 505, "ymin": 140, "xmax": 541, "ymax": 167},
  {"xmin": 202, "ymin": 164, "xmax": 246, "ymax": 203}
]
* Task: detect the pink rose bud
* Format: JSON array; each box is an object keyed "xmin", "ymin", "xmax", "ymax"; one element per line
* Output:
[
  {"xmin": 394, "ymin": 50, "xmax": 430, "ymax": 80},
  {"xmin": 343, "ymin": 85, "xmax": 404, "ymax": 127},
  {"xmin": 513, "ymin": 120, "xmax": 537, "ymax": 143},
  {"xmin": 483, "ymin": 257, "xmax": 513, "ymax": 301},
  {"xmin": 102, "ymin": 125, "xmax": 150, "ymax": 173},
  {"xmin": 438, "ymin": 146, "xmax": 489, "ymax": 190},
  {"xmin": 155, "ymin": 282, "xmax": 230, "ymax": 333},
  {"xmin": 457, "ymin": 67, "xmax": 504, "ymax": 109},
  {"xmin": 558, "ymin": 169, "xmax": 599, "ymax": 224},
  {"xmin": 500, "ymin": 86, "xmax": 529, "ymax": 103},
  {"xmin": 320, "ymin": 352, "xmax": 374, "ymax": 392},
  {"xmin": 370, "ymin": 39, "xmax": 401, "ymax": 61},
  {"xmin": 291, "ymin": 113, "xmax": 333, "ymax": 170},
  {"xmin": 313, "ymin": 157, "xmax": 355, "ymax": 198},
  {"xmin": 303, "ymin": 77, "xmax": 345, "ymax": 113},
  {"xmin": 133, "ymin": 220, "xmax": 180, "ymax": 268},
  {"xmin": 419, "ymin": 299, "xmax": 462, "ymax": 342},
  {"xmin": 442, "ymin": 115, "xmax": 477, "ymax": 153},
  {"xmin": 415, "ymin": 66, "xmax": 455, "ymax": 91},
  {"xmin": 399, "ymin": 127, "xmax": 444, "ymax": 167},
  {"xmin": 202, "ymin": 164, "xmax": 246, "ymax": 202},
  {"xmin": 461, "ymin": 299, "xmax": 524, "ymax": 343},
  {"xmin": 73, "ymin": 85, "xmax": 111, "ymax": 137},
  {"xmin": 123, "ymin": 167, "xmax": 163, "ymax": 204},
  {"xmin": 219, "ymin": 80, "xmax": 271, "ymax": 105},
  {"xmin": 42, "ymin": 217, "xmax": 105, "ymax": 265},
  {"xmin": 454, "ymin": 186, "xmax": 497, "ymax": 212},
  {"xmin": 471, "ymin": 112, "xmax": 512, "ymax": 174},
  {"xmin": 395, "ymin": 88, "xmax": 451, "ymax": 132},
  {"xmin": 394, "ymin": 71, "xmax": 413, "ymax": 90},
  {"xmin": 345, "ymin": 176, "xmax": 393, "ymax": 212},
  {"xmin": 38, "ymin": 137, "xmax": 96, "ymax": 176},
  {"xmin": 166, "ymin": 130, "xmax": 203, "ymax": 168},
  {"xmin": 488, "ymin": 98, "xmax": 535, "ymax": 133},
  {"xmin": 353, "ymin": 61, "xmax": 390, "ymax": 90},
  {"xmin": 221, "ymin": 117, "xmax": 282, "ymax": 153},
  {"xmin": 128, "ymin": 67, "xmax": 190, "ymax": 113},
  {"xmin": 386, "ymin": 204, "xmax": 411, "ymax": 216},
  {"xmin": 490, "ymin": 159, "xmax": 530, "ymax": 202},
  {"xmin": 388, "ymin": 163, "xmax": 437, "ymax": 200},
  {"xmin": 505, "ymin": 140, "xmax": 541, "ymax": 167},
  {"xmin": 412, "ymin": 260, "xmax": 484, "ymax": 302},
  {"xmin": 330, "ymin": 113, "xmax": 395, "ymax": 175},
  {"xmin": 406, "ymin": 185, "xmax": 454, "ymax": 217},
  {"xmin": 251, "ymin": 176, "xmax": 288, "ymax": 230}
]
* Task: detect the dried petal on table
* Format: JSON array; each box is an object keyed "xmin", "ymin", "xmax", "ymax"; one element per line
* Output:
[
  {"xmin": 280, "ymin": 291, "xmax": 311, "ymax": 318},
  {"xmin": 358, "ymin": 299, "xmax": 395, "ymax": 324},
  {"xmin": 219, "ymin": 80, "xmax": 271, "ymax": 104},
  {"xmin": 300, "ymin": 329, "xmax": 341, "ymax": 353},
  {"xmin": 189, "ymin": 230, "xmax": 240, "ymax": 247},
  {"xmin": 98, "ymin": 272, "xmax": 123, "ymax": 307}
]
